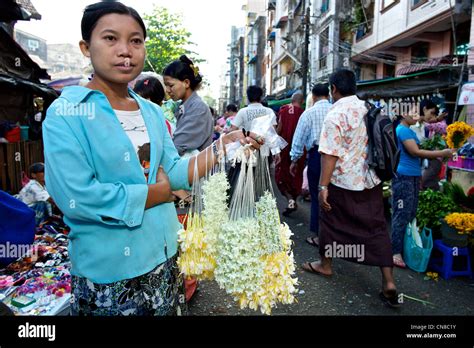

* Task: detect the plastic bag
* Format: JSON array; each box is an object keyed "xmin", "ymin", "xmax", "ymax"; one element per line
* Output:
[
  {"xmin": 410, "ymin": 219, "xmax": 423, "ymax": 248},
  {"xmin": 250, "ymin": 114, "xmax": 287, "ymax": 156}
]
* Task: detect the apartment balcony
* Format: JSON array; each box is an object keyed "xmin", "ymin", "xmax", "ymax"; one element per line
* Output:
[{"xmin": 273, "ymin": 75, "xmax": 290, "ymax": 93}]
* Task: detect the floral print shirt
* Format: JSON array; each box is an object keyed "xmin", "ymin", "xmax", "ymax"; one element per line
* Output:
[{"xmin": 319, "ymin": 95, "xmax": 381, "ymax": 191}]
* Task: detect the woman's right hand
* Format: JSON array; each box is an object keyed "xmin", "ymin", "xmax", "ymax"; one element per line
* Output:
[
  {"xmin": 156, "ymin": 166, "xmax": 173, "ymax": 203},
  {"xmin": 441, "ymin": 148, "xmax": 456, "ymax": 158},
  {"xmin": 146, "ymin": 166, "xmax": 174, "ymax": 209}
]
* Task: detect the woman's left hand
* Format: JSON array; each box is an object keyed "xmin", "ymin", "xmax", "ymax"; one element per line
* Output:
[{"xmin": 222, "ymin": 130, "xmax": 264, "ymax": 150}]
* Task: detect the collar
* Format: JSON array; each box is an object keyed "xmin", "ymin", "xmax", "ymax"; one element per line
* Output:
[
  {"xmin": 177, "ymin": 91, "xmax": 199, "ymax": 116},
  {"xmin": 333, "ymin": 95, "xmax": 359, "ymax": 106},
  {"xmin": 181, "ymin": 91, "xmax": 199, "ymax": 109},
  {"xmin": 59, "ymin": 86, "xmax": 141, "ymax": 107},
  {"xmin": 314, "ymin": 99, "xmax": 330, "ymax": 106}
]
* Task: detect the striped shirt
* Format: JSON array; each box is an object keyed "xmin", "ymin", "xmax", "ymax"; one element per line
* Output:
[{"xmin": 290, "ymin": 99, "xmax": 331, "ymax": 161}]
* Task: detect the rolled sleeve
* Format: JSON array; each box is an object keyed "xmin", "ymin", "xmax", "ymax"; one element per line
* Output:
[
  {"xmin": 161, "ymin": 120, "xmax": 192, "ymax": 191},
  {"xmin": 43, "ymin": 102, "xmax": 148, "ymax": 228}
]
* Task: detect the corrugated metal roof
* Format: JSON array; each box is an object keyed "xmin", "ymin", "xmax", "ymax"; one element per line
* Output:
[{"xmin": 15, "ymin": 0, "xmax": 41, "ymax": 20}]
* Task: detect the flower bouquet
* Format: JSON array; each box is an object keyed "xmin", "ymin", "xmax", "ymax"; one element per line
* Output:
[
  {"xmin": 420, "ymin": 134, "xmax": 447, "ymax": 151},
  {"xmin": 445, "ymin": 121, "xmax": 474, "ymax": 149},
  {"xmin": 426, "ymin": 120, "xmax": 447, "ymax": 138}
]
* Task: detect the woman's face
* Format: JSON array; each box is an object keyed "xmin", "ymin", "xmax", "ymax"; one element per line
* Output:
[
  {"xmin": 80, "ymin": 14, "xmax": 145, "ymax": 85},
  {"xmin": 422, "ymin": 107, "xmax": 437, "ymax": 123},
  {"xmin": 402, "ymin": 114, "xmax": 419, "ymax": 126},
  {"xmin": 164, "ymin": 76, "xmax": 189, "ymax": 101}
]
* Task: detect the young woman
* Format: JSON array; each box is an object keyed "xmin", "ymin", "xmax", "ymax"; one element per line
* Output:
[
  {"xmin": 391, "ymin": 112, "xmax": 454, "ymax": 268},
  {"xmin": 43, "ymin": 2, "xmax": 262, "ymax": 316},
  {"xmin": 133, "ymin": 74, "xmax": 175, "ymax": 135},
  {"xmin": 163, "ymin": 55, "xmax": 214, "ymax": 158}
]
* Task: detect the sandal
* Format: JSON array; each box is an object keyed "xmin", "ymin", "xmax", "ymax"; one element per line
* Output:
[
  {"xmin": 305, "ymin": 236, "xmax": 319, "ymax": 248},
  {"xmin": 301, "ymin": 262, "xmax": 333, "ymax": 278},
  {"xmin": 379, "ymin": 289, "xmax": 401, "ymax": 308},
  {"xmin": 393, "ymin": 255, "xmax": 406, "ymax": 269}
]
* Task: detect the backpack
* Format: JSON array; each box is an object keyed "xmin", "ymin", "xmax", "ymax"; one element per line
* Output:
[{"xmin": 365, "ymin": 102, "xmax": 400, "ymax": 182}]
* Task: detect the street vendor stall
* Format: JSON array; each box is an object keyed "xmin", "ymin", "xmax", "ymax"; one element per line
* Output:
[
  {"xmin": 445, "ymin": 82, "xmax": 474, "ymax": 194},
  {"xmin": 0, "ymin": 219, "xmax": 71, "ymax": 316}
]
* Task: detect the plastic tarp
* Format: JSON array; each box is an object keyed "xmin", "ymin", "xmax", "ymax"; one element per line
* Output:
[
  {"xmin": 0, "ymin": 74, "xmax": 58, "ymax": 101},
  {"xmin": 356, "ymin": 68, "xmax": 466, "ymax": 99}
]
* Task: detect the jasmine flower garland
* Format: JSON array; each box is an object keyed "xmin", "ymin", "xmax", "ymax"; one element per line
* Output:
[
  {"xmin": 255, "ymin": 191, "xmax": 284, "ymax": 255},
  {"xmin": 214, "ymin": 218, "xmax": 265, "ymax": 295},
  {"xmin": 215, "ymin": 191, "xmax": 298, "ymax": 315},
  {"xmin": 177, "ymin": 171, "xmax": 230, "ymax": 280},
  {"xmin": 237, "ymin": 199, "xmax": 298, "ymax": 315},
  {"xmin": 202, "ymin": 171, "xmax": 230, "ymax": 255},
  {"xmin": 177, "ymin": 213, "xmax": 215, "ymax": 280}
]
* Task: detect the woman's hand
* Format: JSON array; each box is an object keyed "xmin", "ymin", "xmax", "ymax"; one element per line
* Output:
[
  {"xmin": 146, "ymin": 166, "xmax": 173, "ymax": 209},
  {"xmin": 441, "ymin": 148, "xmax": 456, "ymax": 158},
  {"xmin": 222, "ymin": 129, "xmax": 264, "ymax": 151},
  {"xmin": 156, "ymin": 166, "xmax": 173, "ymax": 203}
]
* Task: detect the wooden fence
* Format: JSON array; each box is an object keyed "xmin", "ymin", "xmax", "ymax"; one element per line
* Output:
[{"xmin": 0, "ymin": 140, "xmax": 44, "ymax": 194}]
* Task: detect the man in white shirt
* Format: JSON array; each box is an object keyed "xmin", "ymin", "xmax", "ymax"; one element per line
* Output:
[
  {"xmin": 231, "ymin": 85, "xmax": 276, "ymax": 131},
  {"xmin": 16, "ymin": 163, "xmax": 54, "ymax": 225}
]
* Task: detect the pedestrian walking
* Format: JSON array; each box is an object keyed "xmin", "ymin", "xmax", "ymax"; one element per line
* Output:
[
  {"xmin": 301, "ymin": 69, "xmax": 400, "ymax": 308},
  {"xmin": 275, "ymin": 92, "xmax": 305, "ymax": 216},
  {"xmin": 230, "ymin": 85, "xmax": 276, "ymax": 132},
  {"xmin": 289, "ymin": 84, "xmax": 331, "ymax": 244}
]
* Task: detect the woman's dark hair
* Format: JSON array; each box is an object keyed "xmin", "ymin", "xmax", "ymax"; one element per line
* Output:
[
  {"xmin": 29, "ymin": 162, "xmax": 44, "ymax": 176},
  {"xmin": 209, "ymin": 107, "xmax": 216, "ymax": 117},
  {"xmin": 312, "ymin": 83, "xmax": 329, "ymax": 97},
  {"xmin": 329, "ymin": 69, "xmax": 357, "ymax": 97},
  {"xmin": 226, "ymin": 104, "xmax": 238, "ymax": 113},
  {"xmin": 134, "ymin": 77, "xmax": 165, "ymax": 106},
  {"xmin": 419, "ymin": 99, "xmax": 438, "ymax": 116},
  {"xmin": 163, "ymin": 55, "xmax": 203, "ymax": 90},
  {"xmin": 81, "ymin": 2, "xmax": 147, "ymax": 42},
  {"xmin": 247, "ymin": 85, "xmax": 264, "ymax": 103}
]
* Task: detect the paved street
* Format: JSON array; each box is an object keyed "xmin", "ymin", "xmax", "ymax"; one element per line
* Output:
[{"xmin": 189, "ymin": 190, "xmax": 474, "ymax": 316}]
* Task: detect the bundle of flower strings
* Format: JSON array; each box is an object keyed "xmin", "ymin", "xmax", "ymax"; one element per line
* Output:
[
  {"xmin": 177, "ymin": 140, "xmax": 229, "ymax": 280},
  {"xmin": 215, "ymin": 145, "xmax": 297, "ymax": 314},
  {"xmin": 177, "ymin": 151, "xmax": 215, "ymax": 280}
]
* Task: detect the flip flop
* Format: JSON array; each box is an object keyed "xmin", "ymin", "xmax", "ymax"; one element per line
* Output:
[
  {"xmin": 301, "ymin": 262, "xmax": 332, "ymax": 278},
  {"xmin": 393, "ymin": 256, "xmax": 407, "ymax": 269},
  {"xmin": 305, "ymin": 237, "xmax": 319, "ymax": 248},
  {"xmin": 379, "ymin": 289, "xmax": 401, "ymax": 309}
]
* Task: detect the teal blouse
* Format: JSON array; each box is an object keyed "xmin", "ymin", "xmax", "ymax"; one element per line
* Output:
[{"xmin": 43, "ymin": 86, "xmax": 191, "ymax": 284}]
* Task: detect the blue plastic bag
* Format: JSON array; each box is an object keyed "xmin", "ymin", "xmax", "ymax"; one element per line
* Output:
[{"xmin": 404, "ymin": 222, "xmax": 433, "ymax": 273}]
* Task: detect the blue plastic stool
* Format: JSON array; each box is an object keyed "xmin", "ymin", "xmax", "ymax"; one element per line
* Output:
[{"xmin": 429, "ymin": 240, "xmax": 473, "ymax": 280}]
